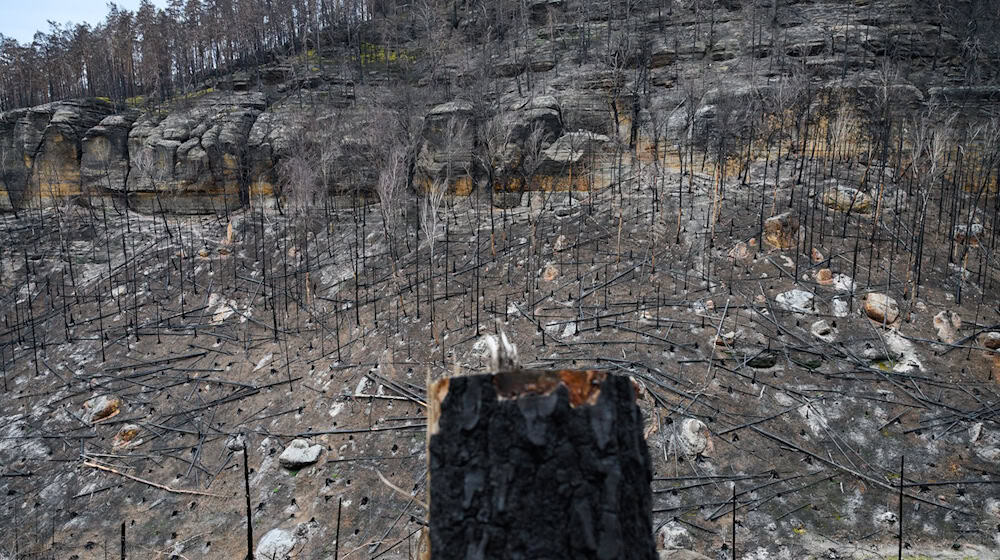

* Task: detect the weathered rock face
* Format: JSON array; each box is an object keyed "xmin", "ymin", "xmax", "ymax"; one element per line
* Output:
[
  {"xmin": 81, "ymin": 112, "xmax": 140, "ymax": 196},
  {"xmin": 247, "ymin": 89, "xmax": 367, "ymax": 201},
  {"xmin": 0, "ymin": 109, "xmax": 29, "ymax": 210},
  {"xmin": 533, "ymin": 130, "xmax": 612, "ymax": 190},
  {"xmin": 30, "ymin": 100, "xmax": 118, "ymax": 203},
  {"xmin": 0, "ymin": 0, "xmax": 990, "ymax": 216},
  {"xmin": 414, "ymin": 100, "xmax": 477, "ymax": 194},
  {"xmin": 508, "ymin": 95, "xmax": 563, "ymax": 147},
  {"xmin": 0, "ymin": 99, "xmax": 117, "ymax": 208},
  {"xmin": 126, "ymin": 92, "xmax": 265, "ymax": 213},
  {"xmin": 247, "ymin": 101, "xmax": 296, "ymax": 199},
  {"xmin": 415, "ymin": 96, "xmax": 573, "ymax": 194}
]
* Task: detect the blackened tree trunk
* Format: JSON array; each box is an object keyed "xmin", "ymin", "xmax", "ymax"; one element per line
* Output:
[{"xmin": 428, "ymin": 370, "xmax": 656, "ymax": 560}]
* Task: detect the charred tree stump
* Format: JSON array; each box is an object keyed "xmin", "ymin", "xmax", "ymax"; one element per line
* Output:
[{"xmin": 428, "ymin": 370, "xmax": 656, "ymax": 560}]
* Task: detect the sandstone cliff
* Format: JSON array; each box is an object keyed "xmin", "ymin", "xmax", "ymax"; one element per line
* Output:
[{"xmin": 0, "ymin": 0, "xmax": 997, "ymax": 214}]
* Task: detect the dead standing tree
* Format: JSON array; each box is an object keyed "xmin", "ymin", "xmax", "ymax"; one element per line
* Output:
[
  {"xmin": 131, "ymin": 148, "xmax": 173, "ymax": 238},
  {"xmin": 420, "ymin": 176, "xmax": 448, "ymax": 354},
  {"xmin": 375, "ymin": 144, "xmax": 407, "ymax": 265},
  {"xmin": 277, "ymin": 115, "xmax": 324, "ymax": 213},
  {"xmin": 904, "ymin": 104, "xmax": 955, "ymax": 305},
  {"xmin": 427, "ymin": 340, "xmax": 657, "ymax": 560}
]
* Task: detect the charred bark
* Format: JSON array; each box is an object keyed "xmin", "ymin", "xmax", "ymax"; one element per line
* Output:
[{"xmin": 428, "ymin": 370, "xmax": 656, "ymax": 560}]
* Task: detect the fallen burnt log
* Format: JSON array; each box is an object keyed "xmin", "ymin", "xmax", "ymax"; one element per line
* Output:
[{"xmin": 428, "ymin": 369, "xmax": 656, "ymax": 559}]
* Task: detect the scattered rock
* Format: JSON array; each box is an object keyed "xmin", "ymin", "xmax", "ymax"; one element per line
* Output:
[
  {"xmin": 970, "ymin": 422, "xmax": 983, "ymax": 444},
  {"xmin": 691, "ymin": 300, "xmax": 714, "ymax": 314},
  {"xmin": 823, "ymin": 186, "xmax": 872, "ymax": 214},
  {"xmin": 561, "ymin": 322, "xmax": 578, "ymax": 338},
  {"xmin": 746, "ymin": 350, "xmax": 778, "ymax": 369},
  {"xmin": 985, "ymin": 498, "xmax": 1000, "ymax": 519},
  {"xmin": 875, "ymin": 510, "xmax": 898, "ymax": 524},
  {"xmin": 257, "ymin": 528, "xmax": 297, "ymax": 560},
  {"xmin": 815, "ymin": 268, "xmax": 833, "ymax": 285},
  {"xmin": 775, "ymin": 289, "xmax": 814, "ymax": 314},
  {"xmin": 209, "ymin": 293, "xmax": 237, "ymax": 324},
  {"xmin": 278, "ymin": 438, "xmax": 324, "ymax": 469},
  {"xmin": 657, "ymin": 521, "xmax": 693, "ymax": 550},
  {"xmin": 541, "ymin": 264, "xmax": 559, "ymax": 282},
  {"xmin": 763, "ymin": 212, "xmax": 800, "ymax": 249},
  {"xmin": 226, "ymin": 433, "xmax": 246, "ymax": 452},
  {"xmin": 831, "ymin": 297, "xmax": 850, "ymax": 318},
  {"xmin": 954, "ymin": 223, "xmax": 983, "ymax": 247},
  {"xmin": 714, "ymin": 330, "xmax": 741, "ymax": 347},
  {"xmin": 811, "ymin": 320, "xmax": 836, "ymax": 342},
  {"xmin": 983, "ymin": 332, "xmax": 1000, "ymax": 350},
  {"xmin": 554, "ymin": 234, "xmax": 568, "ymax": 251},
  {"xmin": 84, "ymin": 395, "xmax": 122, "ymax": 423},
  {"xmin": 933, "ymin": 311, "xmax": 961, "ymax": 344},
  {"xmin": 671, "ymin": 418, "xmax": 712, "ymax": 458},
  {"xmin": 968, "ymin": 424, "xmax": 1000, "ymax": 462},
  {"xmin": 863, "ymin": 293, "xmax": 899, "ymax": 325},
  {"xmin": 789, "ymin": 350, "xmax": 823, "ymax": 369},
  {"xmin": 831, "ymin": 273, "xmax": 855, "ymax": 293},
  {"xmin": 111, "ymin": 424, "xmax": 141, "ymax": 449},
  {"xmin": 884, "ymin": 330, "xmax": 923, "ymax": 372},
  {"xmin": 811, "ymin": 247, "xmax": 824, "ymax": 263},
  {"xmin": 728, "ymin": 241, "xmax": 751, "ymax": 260}
]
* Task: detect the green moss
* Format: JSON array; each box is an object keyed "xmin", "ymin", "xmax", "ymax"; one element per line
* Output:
[
  {"xmin": 355, "ymin": 42, "xmax": 416, "ymax": 66},
  {"xmin": 872, "ymin": 359, "xmax": 895, "ymax": 371}
]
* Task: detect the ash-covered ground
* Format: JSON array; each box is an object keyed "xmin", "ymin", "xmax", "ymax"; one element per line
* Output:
[{"xmin": 2, "ymin": 158, "xmax": 999, "ymax": 559}]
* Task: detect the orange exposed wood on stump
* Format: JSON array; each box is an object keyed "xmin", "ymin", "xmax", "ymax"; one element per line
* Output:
[{"xmin": 491, "ymin": 369, "xmax": 606, "ymax": 406}]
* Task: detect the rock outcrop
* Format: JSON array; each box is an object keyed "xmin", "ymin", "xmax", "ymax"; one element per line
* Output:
[
  {"xmin": 0, "ymin": 99, "xmax": 117, "ymax": 209},
  {"xmin": 0, "ymin": 0, "xmax": 993, "ymax": 218},
  {"xmin": 0, "ymin": 109, "xmax": 29, "ymax": 210},
  {"xmin": 414, "ymin": 100, "xmax": 477, "ymax": 194},
  {"xmin": 122, "ymin": 92, "xmax": 265, "ymax": 213},
  {"xmin": 412, "ymin": 95, "xmax": 616, "ymax": 194},
  {"xmin": 81, "ymin": 112, "xmax": 140, "ymax": 198}
]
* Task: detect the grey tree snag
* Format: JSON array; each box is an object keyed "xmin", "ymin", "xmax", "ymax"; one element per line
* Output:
[{"xmin": 428, "ymin": 370, "xmax": 656, "ymax": 560}]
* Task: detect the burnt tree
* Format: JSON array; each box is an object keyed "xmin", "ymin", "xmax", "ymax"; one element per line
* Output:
[{"xmin": 428, "ymin": 370, "xmax": 656, "ymax": 560}]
